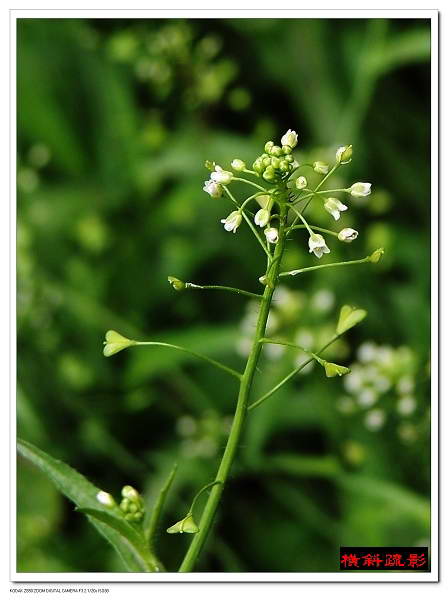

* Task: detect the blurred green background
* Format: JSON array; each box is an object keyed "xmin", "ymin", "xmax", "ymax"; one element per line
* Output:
[{"xmin": 17, "ymin": 17, "xmax": 431, "ymax": 573}]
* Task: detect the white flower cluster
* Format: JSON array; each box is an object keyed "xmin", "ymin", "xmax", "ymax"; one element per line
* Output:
[{"xmin": 202, "ymin": 134, "xmax": 373, "ymax": 257}]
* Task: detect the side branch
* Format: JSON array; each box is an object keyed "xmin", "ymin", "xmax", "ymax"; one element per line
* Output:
[
  {"xmin": 248, "ymin": 335, "xmax": 340, "ymax": 411},
  {"xmin": 135, "ymin": 341, "xmax": 242, "ymax": 380},
  {"xmin": 185, "ymin": 283, "xmax": 262, "ymax": 300},
  {"xmin": 279, "ymin": 255, "xmax": 371, "ymax": 278}
]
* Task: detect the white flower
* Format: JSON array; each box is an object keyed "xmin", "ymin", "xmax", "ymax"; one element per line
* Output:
[
  {"xmin": 295, "ymin": 176, "xmax": 307, "ymax": 190},
  {"xmin": 308, "ymin": 233, "xmax": 330, "ymax": 258},
  {"xmin": 221, "ymin": 211, "xmax": 242, "ymax": 233},
  {"xmin": 338, "ymin": 228, "xmax": 359, "ymax": 242},
  {"xmin": 280, "ymin": 129, "xmax": 298, "ymax": 148},
  {"xmin": 313, "ymin": 161, "xmax": 329, "ymax": 175},
  {"xmin": 231, "ymin": 159, "xmax": 246, "ymax": 172},
  {"xmin": 210, "ymin": 165, "xmax": 233, "ymax": 185},
  {"xmin": 254, "ymin": 208, "xmax": 270, "ymax": 228},
  {"xmin": 350, "ymin": 182, "xmax": 371, "ymax": 197},
  {"xmin": 203, "ymin": 179, "xmax": 222, "ymax": 198},
  {"xmin": 264, "ymin": 227, "xmax": 279, "ymax": 244},
  {"xmin": 324, "ymin": 197, "xmax": 348, "ymax": 221},
  {"xmin": 335, "ymin": 145, "xmax": 353, "ymax": 164},
  {"xmin": 96, "ymin": 491, "xmax": 115, "ymax": 508}
]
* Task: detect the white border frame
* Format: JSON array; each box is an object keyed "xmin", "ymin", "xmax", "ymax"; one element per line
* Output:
[{"xmin": 9, "ymin": 8, "xmax": 439, "ymax": 584}]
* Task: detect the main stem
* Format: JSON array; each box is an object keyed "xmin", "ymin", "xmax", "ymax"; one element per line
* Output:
[{"xmin": 179, "ymin": 204, "xmax": 287, "ymax": 572}]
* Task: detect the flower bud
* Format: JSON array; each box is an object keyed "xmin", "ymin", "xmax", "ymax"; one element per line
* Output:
[
  {"xmin": 253, "ymin": 158, "xmax": 264, "ymax": 174},
  {"xmin": 369, "ymin": 247, "xmax": 384, "ymax": 263},
  {"xmin": 271, "ymin": 157, "xmax": 280, "ymax": 169},
  {"xmin": 335, "ymin": 145, "xmax": 353, "ymax": 164},
  {"xmin": 96, "ymin": 491, "xmax": 116, "ymax": 508},
  {"xmin": 220, "ymin": 211, "xmax": 242, "ymax": 233},
  {"xmin": 103, "ymin": 330, "xmax": 136, "ymax": 357},
  {"xmin": 281, "ymin": 129, "xmax": 298, "ymax": 149},
  {"xmin": 264, "ymin": 227, "xmax": 279, "ymax": 244},
  {"xmin": 262, "ymin": 166, "xmax": 276, "ymax": 181},
  {"xmin": 336, "ymin": 305, "xmax": 367, "ymax": 335},
  {"xmin": 231, "ymin": 159, "xmax": 246, "ymax": 172},
  {"xmin": 258, "ymin": 275, "xmax": 268, "ymax": 286},
  {"xmin": 168, "ymin": 276, "xmax": 186, "ymax": 291},
  {"xmin": 282, "ymin": 145, "xmax": 292, "ymax": 155},
  {"xmin": 254, "ymin": 208, "xmax": 270, "ymax": 228},
  {"xmin": 296, "ymin": 176, "xmax": 307, "ymax": 190},
  {"xmin": 121, "ymin": 485, "xmax": 140, "ymax": 501},
  {"xmin": 349, "ymin": 182, "xmax": 372, "ymax": 197},
  {"xmin": 337, "ymin": 228, "xmax": 358, "ymax": 242},
  {"xmin": 324, "ymin": 197, "xmax": 348, "ymax": 221},
  {"xmin": 270, "ymin": 145, "xmax": 282, "ymax": 157},
  {"xmin": 323, "ymin": 361, "xmax": 351, "ymax": 378},
  {"xmin": 167, "ymin": 513, "xmax": 199, "ymax": 534},
  {"xmin": 210, "ymin": 165, "xmax": 233, "ymax": 185},
  {"xmin": 279, "ymin": 160, "xmax": 289, "ymax": 172},
  {"xmin": 264, "ymin": 141, "xmax": 274, "ymax": 153},
  {"xmin": 313, "ymin": 161, "xmax": 329, "ymax": 175}
]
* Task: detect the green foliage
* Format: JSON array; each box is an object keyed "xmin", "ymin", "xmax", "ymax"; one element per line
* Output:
[{"xmin": 17, "ymin": 17, "xmax": 431, "ymax": 572}]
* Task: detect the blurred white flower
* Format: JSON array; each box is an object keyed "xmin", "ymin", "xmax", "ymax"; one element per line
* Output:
[
  {"xmin": 364, "ymin": 409, "xmax": 385, "ymax": 431},
  {"xmin": 397, "ymin": 396, "xmax": 417, "ymax": 416}
]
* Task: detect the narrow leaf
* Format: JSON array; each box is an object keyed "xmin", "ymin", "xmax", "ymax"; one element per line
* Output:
[{"xmin": 17, "ymin": 439, "xmax": 159, "ymax": 572}]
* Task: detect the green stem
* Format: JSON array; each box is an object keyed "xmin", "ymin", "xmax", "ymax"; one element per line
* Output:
[
  {"xmin": 135, "ymin": 342, "xmax": 242, "ymax": 380},
  {"xmin": 287, "ymin": 224, "xmax": 339, "ymax": 238},
  {"xmin": 185, "ymin": 283, "xmax": 262, "ymax": 300},
  {"xmin": 232, "ymin": 177, "xmax": 268, "ymax": 193},
  {"xmin": 279, "ymin": 255, "xmax": 371, "ymax": 278},
  {"xmin": 260, "ymin": 337, "xmax": 321, "ymax": 362},
  {"xmin": 179, "ymin": 205, "xmax": 288, "ymax": 572},
  {"xmin": 248, "ymin": 335, "xmax": 340, "ymax": 411}
]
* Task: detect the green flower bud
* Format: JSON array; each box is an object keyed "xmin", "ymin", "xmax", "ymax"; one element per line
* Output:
[
  {"xmin": 168, "ymin": 276, "xmax": 186, "ymax": 291},
  {"xmin": 313, "ymin": 161, "xmax": 329, "ymax": 175},
  {"xmin": 167, "ymin": 513, "xmax": 199, "ymax": 534},
  {"xmin": 270, "ymin": 145, "xmax": 282, "ymax": 157},
  {"xmin": 323, "ymin": 361, "xmax": 351, "ymax": 378},
  {"xmin": 253, "ymin": 158, "xmax": 264, "ymax": 174},
  {"xmin": 262, "ymin": 166, "xmax": 276, "ymax": 181},
  {"xmin": 282, "ymin": 145, "xmax": 292, "ymax": 155},
  {"xmin": 336, "ymin": 145, "xmax": 353, "ymax": 164},
  {"xmin": 263, "ymin": 157, "xmax": 272, "ymax": 167},
  {"xmin": 122, "ymin": 485, "xmax": 140, "ymax": 501},
  {"xmin": 271, "ymin": 157, "xmax": 280, "ymax": 169},
  {"xmin": 231, "ymin": 159, "xmax": 246, "ymax": 172},
  {"xmin": 258, "ymin": 275, "xmax": 268, "ymax": 286},
  {"xmin": 336, "ymin": 305, "xmax": 367, "ymax": 335},
  {"xmin": 96, "ymin": 491, "xmax": 116, "ymax": 508},
  {"xmin": 103, "ymin": 330, "xmax": 136, "ymax": 357},
  {"xmin": 264, "ymin": 141, "xmax": 274, "ymax": 153},
  {"xmin": 279, "ymin": 160, "xmax": 289, "ymax": 172},
  {"xmin": 284, "ymin": 154, "xmax": 294, "ymax": 163},
  {"xmin": 369, "ymin": 247, "xmax": 385, "ymax": 263}
]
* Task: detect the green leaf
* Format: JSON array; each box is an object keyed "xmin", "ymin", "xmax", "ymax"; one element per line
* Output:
[{"xmin": 17, "ymin": 439, "xmax": 161, "ymax": 572}]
